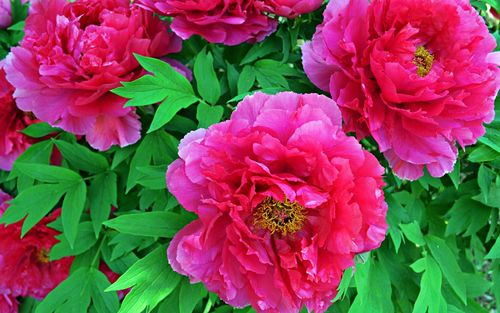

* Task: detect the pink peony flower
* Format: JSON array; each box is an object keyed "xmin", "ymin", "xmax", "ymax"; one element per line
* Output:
[
  {"xmin": 0, "ymin": 294, "xmax": 17, "ymax": 313},
  {"xmin": 167, "ymin": 92, "xmax": 388, "ymax": 313},
  {"xmin": 0, "ymin": 190, "xmax": 73, "ymax": 299},
  {"xmin": 136, "ymin": 0, "xmax": 278, "ymax": 46},
  {"xmin": 256, "ymin": 0, "xmax": 323, "ymax": 18},
  {"xmin": 302, "ymin": 0, "xmax": 500, "ymax": 180},
  {"xmin": 0, "ymin": 64, "xmax": 35, "ymax": 171},
  {"xmin": 5, "ymin": 0, "xmax": 182, "ymax": 151}
]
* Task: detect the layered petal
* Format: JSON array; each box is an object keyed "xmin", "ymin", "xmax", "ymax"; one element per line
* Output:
[
  {"xmin": 167, "ymin": 92, "xmax": 388, "ymax": 313},
  {"xmin": 303, "ymin": 0, "xmax": 500, "ymax": 180}
]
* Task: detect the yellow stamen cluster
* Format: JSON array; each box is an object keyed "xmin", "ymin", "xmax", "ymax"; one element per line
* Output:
[
  {"xmin": 253, "ymin": 197, "xmax": 306, "ymax": 236},
  {"xmin": 413, "ymin": 46, "xmax": 434, "ymax": 77},
  {"xmin": 36, "ymin": 248, "xmax": 50, "ymax": 264}
]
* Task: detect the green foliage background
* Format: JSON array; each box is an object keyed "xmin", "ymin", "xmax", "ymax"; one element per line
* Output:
[{"xmin": 0, "ymin": 1, "xmax": 499, "ymax": 312}]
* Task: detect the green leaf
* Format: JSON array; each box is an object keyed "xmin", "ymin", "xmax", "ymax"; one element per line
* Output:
[
  {"xmin": 36, "ymin": 267, "xmax": 118, "ymax": 313},
  {"xmin": 55, "ymin": 140, "xmax": 109, "ymax": 173},
  {"xmin": 196, "ymin": 102, "xmax": 224, "ymax": 129},
  {"xmin": 240, "ymin": 38, "xmax": 281, "ymax": 65},
  {"xmin": 89, "ymin": 172, "xmax": 117, "ymax": 236},
  {"xmin": 194, "ymin": 49, "xmax": 221, "ymax": 105},
  {"xmin": 477, "ymin": 165, "xmax": 493, "ymax": 203},
  {"xmin": 449, "ymin": 161, "xmax": 460, "ymax": 190},
  {"xmin": 50, "ymin": 222, "xmax": 98, "ymax": 260},
  {"xmin": 445, "ymin": 198, "xmax": 491, "ymax": 236},
  {"xmin": 36, "ymin": 267, "xmax": 92, "ymax": 313},
  {"xmin": 333, "ymin": 267, "xmax": 353, "ymax": 302},
  {"xmin": 8, "ymin": 141, "xmax": 54, "ymax": 182},
  {"xmin": 62, "ymin": 180, "xmax": 88, "ymax": 248},
  {"xmin": 126, "ymin": 132, "xmax": 178, "ymax": 192},
  {"xmin": 114, "ymin": 75, "xmax": 170, "ymax": 107},
  {"xmin": 135, "ymin": 54, "xmax": 194, "ymax": 95},
  {"xmin": 148, "ymin": 95, "xmax": 199, "ymax": 133},
  {"xmin": 14, "ymin": 163, "xmax": 82, "ymax": 183},
  {"xmin": 349, "ymin": 258, "xmax": 394, "ymax": 313},
  {"xmin": 237, "ymin": 66, "xmax": 256, "ymax": 94},
  {"xmin": 21, "ymin": 122, "xmax": 60, "ymax": 138},
  {"xmin": 0, "ymin": 184, "xmax": 66, "ymax": 236},
  {"xmin": 426, "ymin": 236, "xmax": 467, "ymax": 304},
  {"xmin": 104, "ymin": 211, "xmax": 194, "ymax": 238},
  {"xmin": 468, "ymin": 145, "xmax": 499, "ymax": 163},
  {"xmin": 106, "ymin": 246, "xmax": 182, "ymax": 313},
  {"xmin": 179, "ymin": 279, "xmax": 207, "ymax": 313},
  {"xmin": 136, "ymin": 165, "xmax": 167, "ymax": 190},
  {"xmin": 486, "ymin": 237, "xmax": 500, "ymax": 259},
  {"xmin": 400, "ymin": 221, "xmax": 426, "ymax": 246},
  {"xmin": 90, "ymin": 269, "xmax": 120, "ymax": 313},
  {"xmin": 411, "ymin": 254, "xmax": 447, "ymax": 313}
]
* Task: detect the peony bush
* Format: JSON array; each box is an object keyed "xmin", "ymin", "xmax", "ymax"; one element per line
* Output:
[{"xmin": 0, "ymin": 0, "xmax": 499, "ymax": 312}]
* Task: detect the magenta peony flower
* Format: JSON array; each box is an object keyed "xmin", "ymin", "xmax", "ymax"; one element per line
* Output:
[
  {"xmin": 0, "ymin": 190, "xmax": 73, "ymax": 299},
  {"xmin": 166, "ymin": 92, "xmax": 388, "ymax": 313},
  {"xmin": 5, "ymin": 0, "xmax": 182, "ymax": 151},
  {"xmin": 256, "ymin": 0, "xmax": 323, "ymax": 18},
  {"xmin": 0, "ymin": 64, "xmax": 35, "ymax": 171},
  {"xmin": 0, "ymin": 294, "xmax": 17, "ymax": 313},
  {"xmin": 136, "ymin": 0, "xmax": 278, "ymax": 46},
  {"xmin": 302, "ymin": 0, "xmax": 500, "ymax": 180}
]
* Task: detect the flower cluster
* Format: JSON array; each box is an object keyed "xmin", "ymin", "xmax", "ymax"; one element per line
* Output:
[
  {"xmin": 302, "ymin": 0, "xmax": 500, "ymax": 180},
  {"xmin": 137, "ymin": 0, "xmax": 323, "ymax": 45},
  {"xmin": 5, "ymin": 0, "xmax": 182, "ymax": 151},
  {"xmin": 167, "ymin": 92, "xmax": 388, "ymax": 312},
  {"xmin": 0, "ymin": 190, "xmax": 73, "ymax": 310}
]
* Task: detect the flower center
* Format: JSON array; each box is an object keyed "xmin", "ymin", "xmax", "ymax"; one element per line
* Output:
[
  {"xmin": 413, "ymin": 46, "xmax": 434, "ymax": 77},
  {"xmin": 253, "ymin": 197, "xmax": 306, "ymax": 236},
  {"xmin": 36, "ymin": 248, "xmax": 50, "ymax": 264}
]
